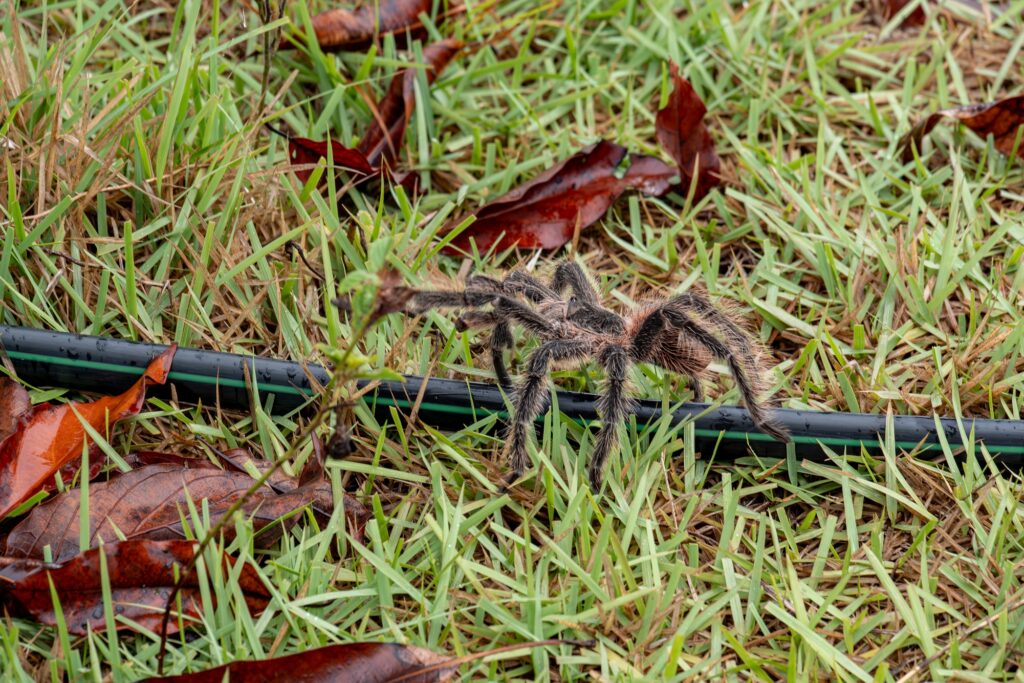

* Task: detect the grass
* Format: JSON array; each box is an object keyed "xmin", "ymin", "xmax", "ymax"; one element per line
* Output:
[{"xmin": 2, "ymin": 0, "xmax": 1024, "ymax": 679}]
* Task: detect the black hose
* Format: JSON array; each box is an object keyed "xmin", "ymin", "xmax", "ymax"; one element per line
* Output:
[{"xmin": 1, "ymin": 325, "xmax": 1022, "ymax": 464}]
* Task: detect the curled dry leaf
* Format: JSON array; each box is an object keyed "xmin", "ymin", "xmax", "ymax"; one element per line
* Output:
[
  {"xmin": 287, "ymin": 136, "xmax": 377, "ymax": 184},
  {"xmin": 283, "ymin": 40, "xmax": 462, "ymax": 185},
  {"xmin": 148, "ymin": 641, "xmax": 457, "ymax": 683},
  {"xmin": 655, "ymin": 63, "xmax": 722, "ymax": 199},
  {"xmin": 442, "ymin": 140, "xmax": 677, "ymax": 253},
  {"xmin": 0, "ymin": 539, "xmax": 269, "ymax": 635},
  {"xmin": 0, "ymin": 346, "xmax": 175, "ymax": 518},
  {"xmin": 357, "ymin": 39, "xmax": 464, "ymax": 169},
  {"xmin": 280, "ymin": 0, "xmax": 431, "ymax": 52},
  {"xmin": 902, "ymin": 95, "xmax": 1024, "ymax": 162},
  {"xmin": 6, "ymin": 462, "xmax": 369, "ymax": 562}
]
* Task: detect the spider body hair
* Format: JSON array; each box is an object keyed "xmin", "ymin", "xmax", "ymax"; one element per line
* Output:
[{"xmin": 404, "ymin": 259, "xmax": 789, "ymax": 492}]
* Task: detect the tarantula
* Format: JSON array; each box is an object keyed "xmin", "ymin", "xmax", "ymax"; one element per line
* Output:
[{"xmin": 406, "ymin": 260, "xmax": 789, "ymax": 492}]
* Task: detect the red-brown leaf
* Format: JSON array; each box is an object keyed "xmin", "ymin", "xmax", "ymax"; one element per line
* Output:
[
  {"xmin": 0, "ymin": 539, "xmax": 269, "ymax": 635},
  {"xmin": 149, "ymin": 642, "xmax": 456, "ymax": 683},
  {"xmin": 655, "ymin": 63, "xmax": 722, "ymax": 200},
  {"xmin": 288, "ymin": 136, "xmax": 378, "ymax": 183},
  {"xmin": 5, "ymin": 464, "xmax": 368, "ymax": 562},
  {"xmin": 902, "ymin": 95, "xmax": 1024, "ymax": 162},
  {"xmin": 0, "ymin": 378, "xmax": 31, "ymax": 442},
  {"xmin": 357, "ymin": 39, "xmax": 464, "ymax": 169},
  {"xmin": 0, "ymin": 347, "xmax": 175, "ymax": 518},
  {"xmin": 884, "ymin": 0, "xmax": 926, "ymax": 26},
  {"xmin": 280, "ymin": 0, "xmax": 432, "ymax": 52},
  {"xmin": 442, "ymin": 140, "xmax": 676, "ymax": 254}
]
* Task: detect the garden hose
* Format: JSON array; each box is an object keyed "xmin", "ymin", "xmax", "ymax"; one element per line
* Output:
[{"xmin": 1, "ymin": 325, "xmax": 1023, "ymax": 465}]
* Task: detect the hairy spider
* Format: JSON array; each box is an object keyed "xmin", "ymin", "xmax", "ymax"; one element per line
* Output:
[{"xmin": 406, "ymin": 260, "xmax": 789, "ymax": 492}]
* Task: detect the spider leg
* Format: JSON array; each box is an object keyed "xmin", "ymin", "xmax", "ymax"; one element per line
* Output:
[
  {"xmin": 412, "ymin": 289, "xmax": 553, "ymax": 338},
  {"xmin": 551, "ymin": 260, "xmax": 599, "ymax": 304},
  {"xmin": 464, "ymin": 274, "xmax": 505, "ymax": 292},
  {"xmin": 683, "ymin": 373, "xmax": 704, "ymax": 403},
  {"xmin": 492, "ymin": 296, "xmax": 558, "ymax": 338},
  {"xmin": 504, "ymin": 270, "xmax": 559, "ymax": 303},
  {"xmin": 409, "ymin": 288, "xmax": 499, "ymax": 314},
  {"xmin": 453, "ymin": 310, "xmax": 514, "ymax": 389},
  {"xmin": 630, "ymin": 322, "xmax": 705, "ymax": 401},
  {"xmin": 490, "ymin": 321, "xmax": 514, "ymax": 390},
  {"xmin": 506, "ymin": 339, "xmax": 591, "ymax": 487},
  {"xmin": 588, "ymin": 345, "xmax": 635, "ymax": 493},
  {"xmin": 638, "ymin": 308, "xmax": 789, "ymax": 441},
  {"xmin": 665, "ymin": 294, "xmax": 756, "ymax": 361}
]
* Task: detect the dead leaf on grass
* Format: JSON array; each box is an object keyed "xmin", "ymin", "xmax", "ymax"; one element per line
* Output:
[
  {"xmin": 0, "ymin": 347, "xmax": 175, "ymax": 518},
  {"xmin": 0, "ymin": 539, "xmax": 268, "ymax": 635},
  {"xmin": 902, "ymin": 95, "xmax": 1024, "ymax": 162}
]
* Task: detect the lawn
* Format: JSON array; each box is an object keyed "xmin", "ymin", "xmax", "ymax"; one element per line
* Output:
[{"xmin": 2, "ymin": 0, "xmax": 1024, "ymax": 680}]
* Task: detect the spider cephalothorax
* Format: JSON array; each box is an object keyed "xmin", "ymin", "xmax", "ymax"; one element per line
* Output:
[{"xmin": 406, "ymin": 260, "xmax": 789, "ymax": 492}]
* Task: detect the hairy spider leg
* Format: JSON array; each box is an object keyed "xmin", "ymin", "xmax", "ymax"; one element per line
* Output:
[
  {"xmin": 455, "ymin": 310, "xmax": 514, "ymax": 388},
  {"xmin": 413, "ymin": 288, "xmax": 560, "ymax": 387},
  {"xmin": 502, "ymin": 271, "xmax": 559, "ymax": 303},
  {"xmin": 506, "ymin": 339, "xmax": 591, "ymax": 486},
  {"xmin": 588, "ymin": 345, "xmax": 636, "ymax": 492},
  {"xmin": 409, "ymin": 289, "xmax": 500, "ymax": 314},
  {"xmin": 665, "ymin": 294, "xmax": 757, "ymax": 364},
  {"xmin": 551, "ymin": 260, "xmax": 600, "ymax": 304},
  {"xmin": 465, "ymin": 273, "xmax": 559, "ymax": 388},
  {"xmin": 630, "ymin": 312, "xmax": 705, "ymax": 402},
  {"xmin": 654, "ymin": 308, "xmax": 789, "ymax": 441},
  {"xmin": 491, "ymin": 296, "xmax": 558, "ymax": 338},
  {"xmin": 454, "ymin": 277, "xmax": 519, "ymax": 389},
  {"xmin": 411, "ymin": 289, "xmax": 553, "ymax": 337}
]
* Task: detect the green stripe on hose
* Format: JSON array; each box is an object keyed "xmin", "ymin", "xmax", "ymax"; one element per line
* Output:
[{"xmin": 5, "ymin": 349, "xmax": 311, "ymax": 396}]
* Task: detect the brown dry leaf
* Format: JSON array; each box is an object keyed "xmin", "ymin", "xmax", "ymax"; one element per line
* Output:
[
  {"xmin": 280, "ymin": 0, "xmax": 432, "ymax": 52},
  {"xmin": 441, "ymin": 140, "xmax": 676, "ymax": 254},
  {"xmin": 357, "ymin": 39, "xmax": 464, "ymax": 169},
  {"xmin": 286, "ymin": 136, "xmax": 377, "ymax": 183},
  {"xmin": 5, "ymin": 463, "xmax": 369, "ymax": 562},
  {"xmin": 0, "ymin": 539, "xmax": 269, "ymax": 635},
  {"xmin": 884, "ymin": 0, "xmax": 927, "ymax": 26},
  {"xmin": 282, "ymin": 39, "xmax": 462, "ymax": 187},
  {"xmin": 902, "ymin": 95, "xmax": 1024, "ymax": 162},
  {"xmin": 655, "ymin": 63, "xmax": 722, "ymax": 199},
  {"xmin": 148, "ymin": 642, "xmax": 457, "ymax": 683},
  {"xmin": 0, "ymin": 347, "xmax": 175, "ymax": 518}
]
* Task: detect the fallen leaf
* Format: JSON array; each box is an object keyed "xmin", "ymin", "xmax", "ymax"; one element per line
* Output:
[
  {"xmin": 655, "ymin": 63, "xmax": 722, "ymax": 200},
  {"xmin": 357, "ymin": 39, "xmax": 464, "ymax": 169},
  {"xmin": 213, "ymin": 446, "xmax": 306, "ymax": 492},
  {"xmin": 5, "ymin": 463, "xmax": 368, "ymax": 562},
  {"xmin": 442, "ymin": 140, "xmax": 676, "ymax": 253},
  {"xmin": 301, "ymin": 433, "xmax": 330, "ymax": 482},
  {"xmin": 0, "ymin": 539, "xmax": 269, "ymax": 635},
  {"xmin": 902, "ymin": 95, "xmax": 1024, "ymax": 162},
  {"xmin": 0, "ymin": 378, "xmax": 31, "ymax": 442},
  {"xmin": 287, "ymin": 136, "xmax": 377, "ymax": 184},
  {"xmin": 148, "ymin": 642, "xmax": 457, "ymax": 683},
  {"xmin": 884, "ymin": 0, "xmax": 926, "ymax": 26},
  {"xmin": 281, "ymin": 39, "xmax": 461, "ymax": 187},
  {"xmin": 0, "ymin": 347, "xmax": 175, "ymax": 518},
  {"xmin": 280, "ymin": 0, "xmax": 432, "ymax": 52}
]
